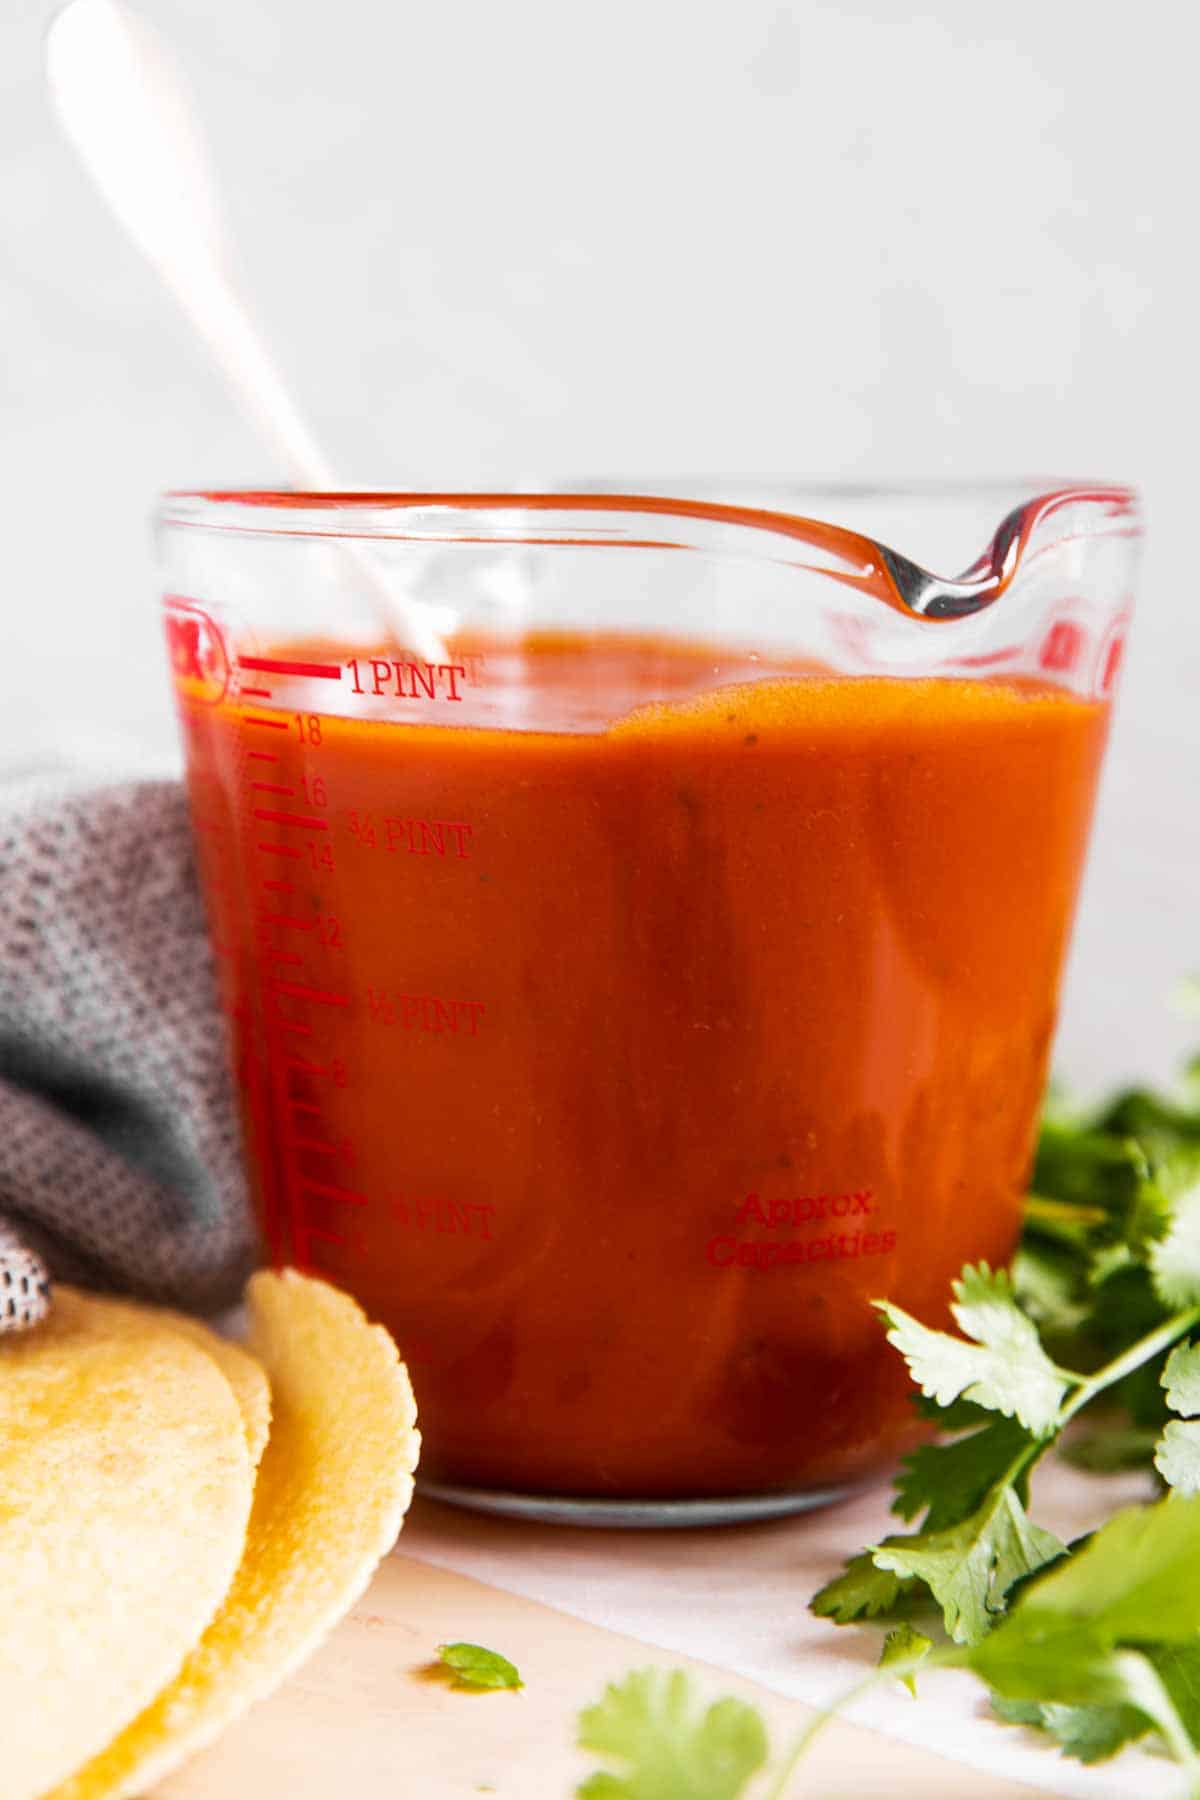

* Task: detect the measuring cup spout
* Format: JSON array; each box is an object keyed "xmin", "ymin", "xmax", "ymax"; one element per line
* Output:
[{"xmin": 870, "ymin": 485, "xmax": 1140, "ymax": 619}]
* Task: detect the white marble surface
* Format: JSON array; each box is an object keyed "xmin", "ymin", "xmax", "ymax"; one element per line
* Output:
[{"xmin": 402, "ymin": 1458, "xmax": 1183, "ymax": 1799}]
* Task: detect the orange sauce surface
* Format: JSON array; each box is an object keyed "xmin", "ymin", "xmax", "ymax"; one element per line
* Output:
[{"xmin": 180, "ymin": 635, "xmax": 1109, "ymax": 1499}]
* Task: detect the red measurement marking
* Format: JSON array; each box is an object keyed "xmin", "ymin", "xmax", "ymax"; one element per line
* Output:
[
  {"xmin": 947, "ymin": 644, "xmax": 1024, "ymax": 669},
  {"xmin": 238, "ymin": 655, "xmax": 342, "ymax": 680},
  {"xmin": 261, "ymin": 879, "xmax": 294, "ymax": 892},
  {"xmin": 252, "ymin": 782, "xmax": 296, "ymax": 797},
  {"xmin": 260, "ymin": 912, "xmax": 314, "ymax": 929},
  {"xmin": 289, "ymin": 1101, "xmax": 323, "ymax": 1116},
  {"xmin": 275, "ymin": 1019, "xmax": 313, "ymax": 1036},
  {"xmin": 299, "ymin": 1177, "xmax": 367, "ymax": 1206},
  {"xmin": 286, "ymin": 1135, "xmax": 341, "ymax": 1155},
  {"xmin": 243, "ymin": 715, "xmax": 289, "ymax": 730},
  {"xmin": 241, "ymin": 686, "xmax": 271, "ymax": 698},
  {"xmin": 248, "ymin": 750, "xmax": 279, "ymax": 763},
  {"xmin": 346, "ymin": 656, "xmax": 466, "ymax": 703},
  {"xmin": 284, "ymin": 1055, "xmax": 329, "ymax": 1074},
  {"xmin": 1099, "ymin": 627, "xmax": 1126, "ymax": 696},
  {"xmin": 264, "ymin": 949, "xmax": 303, "ymax": 965},
  {"xmin": 253, "ymin": 808, "xmax": 329, "ymax": 832},
  {"xmin": 273, "ymin": 980, "xmax": 350, "ymax": 1007},
  {"xmin": 256, "ymin": 842, "xmax": 303, "ymax": 858},
  {"xmin": 366, "ymin": 989, "xmax": 485, "ymax": 1037},
  {"xmin": 1040, "ymin": 619, "xmax": 1086, "ymax": 674},
  {"xmin": 295, "ymin": 1226, "xmax": 348, "ymax": 1261}
]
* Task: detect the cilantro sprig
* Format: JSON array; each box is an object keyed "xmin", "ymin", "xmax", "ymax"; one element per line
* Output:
[
  {"xmin": 807, "ymin": 1027, "xmax": 1200, "ymax": 1780},
  {"xmin": 573, "ymin": 1024, "xmax": 1200, "ymax": 1797},
  {"xmin": 574, "ymin": 1504, "xmax": 1200, "ymax": 1798},
  {"xmin": 819, "ymin": 1273, "xmax": 1200, "ymax": 1645}
]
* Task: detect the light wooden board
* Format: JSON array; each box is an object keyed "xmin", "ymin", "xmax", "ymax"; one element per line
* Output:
[{"xmin": 155, "ymin": 1553, "xmax": 1054, "ymax": 1797}]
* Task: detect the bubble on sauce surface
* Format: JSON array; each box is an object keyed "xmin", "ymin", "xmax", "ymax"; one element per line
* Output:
[{"xmin": 608, "ymin": 672, "xmax": 1097, "ymax": 743}]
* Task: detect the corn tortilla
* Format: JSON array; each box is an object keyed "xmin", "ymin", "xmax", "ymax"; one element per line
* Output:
[
  {"xmin": 56, "ymin": 1292, "xmax": 273, "ymax": 1470},
  {"xmin": 50, "ymin": 1269, "xmax": 420, "ymax": 1799},
  {"xmin": 0, "ymin": 1288, "xmax": 253, "ymax": 1800},
  {"xmin": 150, "ymin": 1311, "xmax": 272, "ymax": 1471}
]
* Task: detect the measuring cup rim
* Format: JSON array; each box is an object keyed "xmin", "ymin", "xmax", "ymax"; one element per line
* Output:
[
  {"xmin": 157, "ymin": 483, "xmax": 1140, "ymax": 621},
  {"xmin": 160, "ymin": 481, "xmax": 1138, "ymax": 513}
]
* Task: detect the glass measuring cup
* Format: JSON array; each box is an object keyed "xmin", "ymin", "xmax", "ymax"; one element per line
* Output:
[{"xmin": 158, "ymin": 485, "xmax": 1139, "ymax": 1525}]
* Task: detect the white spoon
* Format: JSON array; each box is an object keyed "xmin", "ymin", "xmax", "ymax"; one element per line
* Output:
[{"xmin": 45, "ymin": 0, "xmax": 448, "ymax": 663}]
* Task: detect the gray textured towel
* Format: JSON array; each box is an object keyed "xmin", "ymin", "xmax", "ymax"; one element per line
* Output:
[{"xmin": 0, "ymin": 775, "xmax": 255, "ymax": 1323}]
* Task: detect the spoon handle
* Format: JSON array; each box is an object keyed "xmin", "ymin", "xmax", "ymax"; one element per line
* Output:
[
  {"xmin": 47, "ymin": 0, "xmax": 448, "ymax": 661},
  {"xmin": 173, "ymin": 262, "xmax": 336, "ymax": 489}
]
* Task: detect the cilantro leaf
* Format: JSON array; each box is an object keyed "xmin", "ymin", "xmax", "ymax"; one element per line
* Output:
[
  {"xmin": 436, "ymin": 1642, "xmax": 523, "ymax": 1690},
  {"xmin": 1163, "ymin": 1341, "xmax": 1200, "ymax": 1414},
  {"xmin": 876, "ymin": 1264, "xmax": 1068, "ymax": 1434},
  {"xmin": 991, "ymin": 1632, "xmax": 1200, "ymax": 1766},
  {"xmin": 973, "ymin": 1495, "xmax": 1200, "ymax": 1654},
  {"xmin": 1099, "ymin": 1088, "xmax": 1200, "ymax": 1155},
  {"xmin": 1111, "ymin": 1175, "xmax": 1174, "ymax": 1262},
  {"xmin": 1151, "ymin": 1640, "xmax": 1200, "ymax": 1749},
  {"xmin": 1028, "ymin": 1117, "xmax": 1175, "ymax": 1274},
  {"xmin": 991, "ymin": 1693, "xmax": 1150, "ymax": 1763},
  {"xmin": 1154, "ymin": 1341, "xmax": 1200, "ymax": 1492},
  {"xmin": 982, "ymin": 1643, "xmax": 1192, "ymax": 1769},
  {"xmin": 880, "ymin": 1624, "xmax": 932, "ymax": 1695},
  {"xmin": 1084, "ymin": 1266, "xmax": 1175, "ymax": 1431},
  {"xmin": 1032, "ymin": 1121, "xmax": 1149, "ymax": 1228},
  {"xmin": 873, "ymin": 1483, "xmax": 1066, "ymax": 1645},
  {"xmin": 576, "ymin": 1670, "xmax": 768, "ymax": 1800},
  {"xmin": 1087, "ymin": 1261, "xmax": 1166, "ymax": 1348},
  {"xmin": 1155, "ymin": 1422, "xmax": 1200, "ymax": 1493},
  {"xmin": 988, "ymin": 1693, "xmax": 1044, "ymax": 1728},
  {"xmin": 809, "ymin": 1552, "xmax": 915, "ymax": 1626},
  {"xmin": 892, "ymin": 1416, "xmax": 1036, "ymax": 1533},
  {"xmin": 1035, "ymin": 1701, "xmax": 1150, "ymax": 1762},
  {"xmin": 1150, "ymin": 1160, "xmax": 1200, "ymax": 1307},
  {"xmin": 1011, "ymin": 1241, "xmax": 1090, "ymax": 1338}
]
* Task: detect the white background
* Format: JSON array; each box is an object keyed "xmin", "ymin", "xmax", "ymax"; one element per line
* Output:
[{"xmin": 3, "ymin": 0, "xmax": 1197, "ymax": 1088}]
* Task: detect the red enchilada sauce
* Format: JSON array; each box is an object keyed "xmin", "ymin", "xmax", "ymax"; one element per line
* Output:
[{"xmin": 180, "ymin": 634, "xmax": 1108, "ymax": 1499}]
